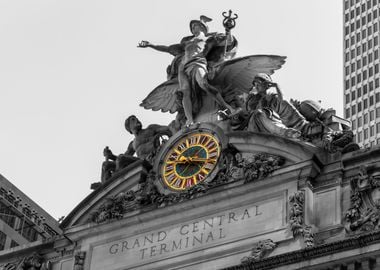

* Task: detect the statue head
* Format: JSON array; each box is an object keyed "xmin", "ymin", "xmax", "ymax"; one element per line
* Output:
[
  {"xmin": 190, "ymin": 15, "xmax": 212, "ymax": 35},
  {"xmin": 252, "ymin": 73, "xmax": 273, "ymax": 92},
  {"xmin": 125, "ymin": 115, "xmax": 142, "ymax": 134}
]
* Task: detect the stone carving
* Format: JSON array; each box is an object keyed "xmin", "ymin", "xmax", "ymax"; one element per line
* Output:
[
  {"xmin": 226, "ymin": 152, "xmax": 285, "ymax": 183},
  {"xmin": 90, "ymin": 190, "xmax": 137, "ymax": 223},
  {"xmin": 92, "ymin": 147, "xmax": 285, "ymax": 223},
  {"xmin": 139, "ymin": 11, "xmax": 286, "ymax": 126},
  {"xmin": 0, "ymin": 254, "xmax": 50, "ymax": 270},
  {"xmin": 224, "ymin": 74, "xmax": 358, "ymax": 153},
  {"xmin": 100, "ymin": 115, "xmax": 171, "ymax": 183},
  {"xmin": 241, "ymin": 239, "xmax": 277, "ymax": 264},
  {"xmin": 289, "ymin": 191, "xmax": 314, "ymax": 248},
  {"xmin": 291, "ymin": 99, "xmax": 358, "ymax": 153},
  {"xmin": 346, "ymin": 165, "xmax": 380, "ymax": 233},
  {"xmin": 73, "ymin": 251, "xmax": 86, "ymax": 270}
]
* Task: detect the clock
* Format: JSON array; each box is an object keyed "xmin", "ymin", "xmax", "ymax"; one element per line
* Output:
[{"xmin": 159, "ymin": 129, "xmax": 222, "ymax": 191}]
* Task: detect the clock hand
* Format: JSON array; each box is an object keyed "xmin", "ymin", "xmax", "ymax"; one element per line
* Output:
[{"xmin": 189, "ymin": 157, "xmax": 216, "ymax": 163}]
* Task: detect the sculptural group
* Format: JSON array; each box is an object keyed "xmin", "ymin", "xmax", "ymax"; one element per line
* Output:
[{"xmin": 97, "ymin": 10, "xmax": 358, "ymax": 185}]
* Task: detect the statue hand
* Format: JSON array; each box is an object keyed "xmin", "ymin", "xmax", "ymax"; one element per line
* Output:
[
  {"xmin": 138, "ymin": 40, "xmax": 151, "ymax": 48},
  {"xmin": 103, "ymin": 146, "xmax": 114, "ymax": 158}
]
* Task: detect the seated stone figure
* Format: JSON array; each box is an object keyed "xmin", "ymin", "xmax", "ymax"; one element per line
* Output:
[
  {"xmin": 101, "ymin": 115, "xmax": 172, "ymax": 183},
  {"xmin": 245, "ymin": 73, "xmax": 309, "ymax": 138}
]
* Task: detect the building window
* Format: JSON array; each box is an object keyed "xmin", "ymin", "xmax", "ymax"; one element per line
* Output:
[
  {"xmin": 368, "ymin": 25, "xmax": 373, "ymax": 36},
  {"xmin": 352, "ymin": 91, "xmax": 356, "ymax": 100},
  {"xmin": 364, "ymin": 98, "xmax": 368, "ymax": 109},
  {"xmin": 346, "ymin": 108, "xmax": 351, "ymax": 118},
  {"xmin": 364, "ymin": 84, "xmax": 368, "ymax": 94},
  {"xmin": 357, "ymin": 60, "xmax": 361, "ymax": 69},
  {"xmin": 369, "ymin": 81, "xmax": 374, "ymax": 91},
  {"xmin": 358, "ymin": 116, "xmax": 363, "ymax": 127},
  {"xmin": 352, "ymin": 104, "xmax": 357, "ymax": 115},
  {"xmin": 375, "ymin": 50, "xmax": 379, "ymax": 60},
  {"xmin": 358, "ymin": 102, "xmax": 363, "ymax": 112},
  {"xmin": 356, "ymin": 46, "xmax": 361, "ymax": 55},
  {"xmin": 370, "ymin": 125, "xmax": 375, "ymax": 136},
  {"xmin": 346, "ymin": 80, "xmax": 350, "ymax": 90},
  {"xmin": 376, "ymin": 78, "xmax": 379, "ymax": 88},
  {"xmin": 370, "ymin": 110, "xmax": 374, "ymax": 121},
  {"xmin": 358, "ymin": 87, "xmax": 362, "ymax": 97},
  {"xmin": 358, "ymin": 131, "xmax": 363, "ymax": 142},
  {"xmin": 362, "ymin": 29, "xmax": 367, "ymax": 38},
  {"xmin": 370, "ymin": 95, "xmax": 374, "ymax": 106},
  {"xmin": 362, "ymin": 43, "xmax": 367, "ymax": 53},
  {"xmin": 376, "ymin": 93, "xmax": 380, "ymax": 103},
  {"xmin": 364, "ymin": 128, "xmax": 369, "ymax": 140},
  {"xmin": 375, "ymin": 64, "xmax": 379, "ymax": 73},
  {"xmin": 369, "ymin": 53, "xmax": 373, "ymax": 64},
  {"xmin": 363, "ymin": 56, "xmax": 367, "ymax": 66},
  {"xmin": 368, "ymin": 13, "xmax": 372, "ymax": 22},
  {"xmin": 376, "ymin": 107, "xmax": 380, "ymax": 118},
  {"xmin": 357, "ymin": 74, "xmax": 362, "ymax": 83},
  {"xmin": 351, "ymin": 63, "xmax": 356, "ymax": 72},
  {"xmin": 364, "ymin": 112, "xmax": 368, "ymax": 124},
  {"xmin": 346, "ymin": 53, "xmax": 350, "ymax": 62},
  {"xmin": 377, "ymin": 122, "xmax": 380, "ymax": 133},
  {"xmin": 352, "ymin": 77, "xmax": 356, "ymax": 86},
  {"xmin": 375, "ymin": 36, "xmax": 379, "ymax": 46},
  {"xmin": 346, "ymin": 94, "xmax": 350, "ymax": 103},
  {"xmin": 352, "ymin": 119, "xmax": 356, "ymax": 129},
  {"xmin": 369, "ymin": 67, "xmax": 373, "ymax": 77},
  {"xmin": 362, "ymin": 15, "xmax": 366, "ymax": 24}
]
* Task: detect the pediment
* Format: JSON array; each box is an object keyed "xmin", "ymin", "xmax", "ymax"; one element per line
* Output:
[
  {"xmin": 61, "ymin": 160, "xmax": 150, "ymax": 228},
  {"xmin": 61, "ymin": 130, "xmax": 323, "ymax": 230}
]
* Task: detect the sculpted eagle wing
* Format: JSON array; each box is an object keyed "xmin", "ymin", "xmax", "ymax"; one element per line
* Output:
[
  {"xmin": 140, "ymin": 78, "xmax": 180, "ymax": 113},
  {"xmin": 210, "ymin": 55, "xmax": 287, "ymax": 95}
]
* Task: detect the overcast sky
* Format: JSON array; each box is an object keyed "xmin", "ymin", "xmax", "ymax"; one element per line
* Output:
[{"xmin": 0, "ymin": 0, "xmax": 343, "ymax": 219}]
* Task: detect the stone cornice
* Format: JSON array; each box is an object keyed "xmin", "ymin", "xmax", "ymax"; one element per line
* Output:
[{"xmin": 223, "ymin": 230, "xmax": 380, "ymax": 270}]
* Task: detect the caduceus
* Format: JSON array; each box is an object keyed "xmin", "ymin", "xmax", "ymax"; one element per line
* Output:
[
  {"xmin": 222, "ymin": 9, "xmax": 238, "ymax": 32},
  {"xmin": 222, "ymin": 10, "xmax": 238, "ymax": 57}
]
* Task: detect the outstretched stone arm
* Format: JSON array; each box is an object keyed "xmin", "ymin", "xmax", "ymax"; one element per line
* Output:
[{"xmin": 138, "ymin": 40, "xmax": 183, "ymax": 56}]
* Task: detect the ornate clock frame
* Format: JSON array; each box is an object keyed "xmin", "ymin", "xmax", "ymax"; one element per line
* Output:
[{"xmin": 154, "ymin": 123, "xmax": 229, "ymax": 193}]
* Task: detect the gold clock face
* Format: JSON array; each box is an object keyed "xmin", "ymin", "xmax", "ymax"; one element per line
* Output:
[{"xmin": 161, "ymin": 132, "xmax": 221, "ymax": 191}]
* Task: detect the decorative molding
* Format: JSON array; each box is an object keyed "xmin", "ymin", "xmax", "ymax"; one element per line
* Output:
[
  {"xmin": 73, "ymin": 251, "xmax": 86, "ymax": 270},
  {"xmin": 0, "ymin": 253, "xmax": 50, "ymax": 270},
  {"xmin": 222, "ymin": 230, "xmax": 380, "ymax": 270},
  {"xmin": 345, "ymin": 165, "xmax": 380, "ymax": 233},
  {"xmin": 241, "ymin": 239, "xmax": 277, "ymax": 264},
  {"xmin": 289, "ymin": 191, "xmax": 314, "ymax": 248},
  {"xmin": 90, "ymin": 151, "xmax": 285, "ymax": 224}
]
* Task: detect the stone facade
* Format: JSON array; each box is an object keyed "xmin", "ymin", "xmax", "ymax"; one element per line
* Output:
[{"xmin": 0, "ymin": 132, "xmax": 379, "ymax": 270}]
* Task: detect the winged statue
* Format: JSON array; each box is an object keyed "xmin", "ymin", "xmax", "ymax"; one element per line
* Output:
[
  {"xmin": 138, "ymin": 13, "xmax": 286, "ymax": 125},
  {"xmin": 140, "ymin": 55, "xmax": 286, "ymax": 113}
]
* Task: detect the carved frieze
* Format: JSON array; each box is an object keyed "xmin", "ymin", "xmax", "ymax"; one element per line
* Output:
[{"xmin": 241, "ymin": 239, "xmax": 277, "ymax": 264}]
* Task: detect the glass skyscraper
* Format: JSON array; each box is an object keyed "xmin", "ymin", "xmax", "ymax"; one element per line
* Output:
[{"xmin": 344, "ymin": 0, "xmax": 380, "ymax": 147}]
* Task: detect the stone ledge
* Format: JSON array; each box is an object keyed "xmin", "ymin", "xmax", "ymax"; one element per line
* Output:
[{"xmin": 223, "ymin": 230, "xmax": 380, "ymax": 270}]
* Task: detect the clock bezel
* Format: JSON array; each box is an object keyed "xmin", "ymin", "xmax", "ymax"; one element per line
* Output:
[{"xmin": 154, "ymin": 123, "xmax": 229, "ymax": 194}]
